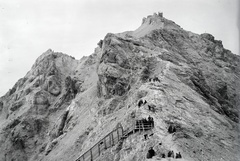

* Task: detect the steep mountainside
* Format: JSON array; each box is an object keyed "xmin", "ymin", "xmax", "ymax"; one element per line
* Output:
[{"xmin": 0, "ymin": 12, "xmax": 239, "ymax": 161}]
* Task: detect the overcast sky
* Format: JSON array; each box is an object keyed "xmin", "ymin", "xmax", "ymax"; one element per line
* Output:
[{"xmin": 0, "ymin": 0, "xmax": 239, "ymax": 96}]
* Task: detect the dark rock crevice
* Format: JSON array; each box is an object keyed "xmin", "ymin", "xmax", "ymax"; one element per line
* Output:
[{"xmin": 57, "ymin": 110, "xmax": 69, "ymax": 137}]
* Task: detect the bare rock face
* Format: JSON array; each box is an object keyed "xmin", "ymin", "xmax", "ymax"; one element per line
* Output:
[
  {"xmin": 97, "ymin": 34, "xmax": 132, "ymax": 97},
  {"xmin": 0, "ymin": 49, "xmax": 83, "ymax": 161},
  {"xmin": 0, "ymin": 13, "xmax": 239, "ymax": 161},
  {"xmin": 0, "ymin": 115, "xmax": 49, "ymax": 161}
]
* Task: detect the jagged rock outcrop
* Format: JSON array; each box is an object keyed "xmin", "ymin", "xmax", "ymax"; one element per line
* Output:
[
  {"xmin": 0, "ymin": 12, "xmax": 239, "ymax": 161},
  {"xmin": 0, "ymin": 49, "xmax": 87, "ymax": 161},
  {"xmin": 43, "ymin": 75, "xmax": 61, "ymax": 96},
  {"xmin": 97, "ymin": 34, "xmax": 132, "ymax": 97},
  {"xmin": 10, "ymin": 98, "xmax": 25, "ymax": 112}
]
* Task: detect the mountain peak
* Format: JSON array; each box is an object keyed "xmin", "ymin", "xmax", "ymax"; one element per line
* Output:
[
  {"xmin": 0, "ymin": 12, "xmax": 239, "ymax": 161},
  {"xmin": 132, "ymin": 12, "xmax": 180, "ymax": 38}
]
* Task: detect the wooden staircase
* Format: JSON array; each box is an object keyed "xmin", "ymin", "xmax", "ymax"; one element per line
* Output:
[{"xmin": 75, "ymin": 120, "xmax": 153, "ymax": 161}]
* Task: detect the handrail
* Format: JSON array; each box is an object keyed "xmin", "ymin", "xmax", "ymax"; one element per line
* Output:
[{"xmin": 75, "ymin": 120, "xmax": 153, "ymax": 161}]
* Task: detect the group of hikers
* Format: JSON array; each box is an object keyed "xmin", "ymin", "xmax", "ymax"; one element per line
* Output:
[
  {"xmin": 148, "ymin": 115, "xmax": 154, "ymax": 128},
  {"xmin": 136, "ymin": 115, "xmax": 154, "ymax": 130},
  {"xmin": 136, "ymin": 98, "xmax": 182, "ymax": 160},
  {"xmin": 138, "ymin": 99, "xmax": 147, "ymax": 107},
  {"xmin": 149, "ymin": 76, "xmax": 160, "ymax": 82},
  {"xmin": 138, "ymin": 99, "xmax": 156, "ymax": 112},
  {"xmin": 166, "ymin": 150, "xmax": 182, "ymax": 158},
  {"xmin": 147, "ymin": 147, "xmax": 182, "ymax": 159},
  {"xmin": 168, "ymin": 124, "xmax": 177, "ymax": 133}
]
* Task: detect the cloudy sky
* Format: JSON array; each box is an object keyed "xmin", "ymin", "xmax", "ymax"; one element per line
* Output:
[{"xmin": 0, "ymin": 0, "xmax": 239, "ymax": 96}]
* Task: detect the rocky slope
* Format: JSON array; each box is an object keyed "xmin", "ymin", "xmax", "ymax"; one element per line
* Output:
[{"xmin": 0, "ymin": 12, "xmax": 239, "ymax": 161}]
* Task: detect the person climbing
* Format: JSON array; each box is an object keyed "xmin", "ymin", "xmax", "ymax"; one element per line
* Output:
[
  {"xmin": 167, "ymin": 151, "xmax": 172, "ymax": 157},
  {"xmin": 148, "ymin": 105, "xmax": 151, "ymax": 111},
  {"xmin": 173, "ymin": 126, "xmax": 176, "ymax": 133},
  {"xmin": 179, "ymin": 152, "xmax": 182, "ymax": 158},
  {"xmin": 161, "ymin": 153, "xmax": 165, "ymax": 158},
  {"xmin": 154, "ymin": 77, "xmax": 160, "ymax": 82},
  {"xmin": 176, "ymin": 152, "xmax": 182, "ymax": 158},
  {"xmin": 148, "ymin": 115, "xmax": 152, "ymax": 127},
  {"xmin": 148, "ymin": 104, "xmax": 155, "ymax": 112},
  {"xmin": 168, "ymin": 125, "xmax": 173, "ymax": 133},
  {"xmin": 167, "ymin": 150, "xmax": 174, "ymax": 158},
  {"xmin": 171, "ymin": 150, "xmax": 174, "ymax": 158},
  {"xmin": 144, "ymin": 134, "xmax": 148, "ymax": 140},
  {"xmin": 153, "ymin": 77, "xmax": 156, "ymax": 82},
  {"xmin": 143, "ymin": 100, "xmax": 147, "ymax": 105},
  {"xmin": 148, "ymin": 116, "xmax": 154, "ymax": 128},
  {"xmin": 146, "ymin": 147, "xmax": 155, "ymax": 159},
  {"xmin": 148, "ymin": 115, "xmax": 151, "ymax": 122},
  {"xmin": 151, "ymin": 117, "xmax": 154, "ymax": 127},
  {"xmin": 138, "ymin": 99, "xmax": 143, "ymax": 107},
  {"xmin": 176, "ymin": 153, "xmax": 179, "ymax": 158}
]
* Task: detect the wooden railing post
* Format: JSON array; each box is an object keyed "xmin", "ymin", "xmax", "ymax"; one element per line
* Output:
[
  {"xmin": 104, "ymin": 137, "xmax": 107, "ymax": 149},
  {"xmin": 134, "ymin": 122, "xmax": 136, "ymax": 132},
  {"xmin": 112, "ymin": 132, "xmax": 114, "ymax": 146},
  {"xmin": 90, "ymin": 149, "xmax": 93, "ymax": 161},
  {"xmin": 98, "ymin": 143, "xmax": 101, "ymax": 156},
  {"xmin": 75, "ymin": 123, "xmax": 129, "ymax": 161},
  {"xmin": 117, "ymin": 128, "xmax": 119, "ymax": 141}
]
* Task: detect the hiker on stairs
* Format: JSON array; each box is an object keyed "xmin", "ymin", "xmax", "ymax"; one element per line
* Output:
[{"xmin": 148, "ymin": 115, "xmax": 154, "ymax": 128}]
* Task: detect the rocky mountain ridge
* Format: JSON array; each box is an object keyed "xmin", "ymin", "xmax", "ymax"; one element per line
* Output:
[{"xmin": 0, "ymin": 12, "xmax": 239, "ymax": 161}]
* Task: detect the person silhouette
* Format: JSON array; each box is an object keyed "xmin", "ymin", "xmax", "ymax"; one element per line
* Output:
[{"xmin": 146, "ymin": 147, "xmax": 155, "ymax": 159}]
